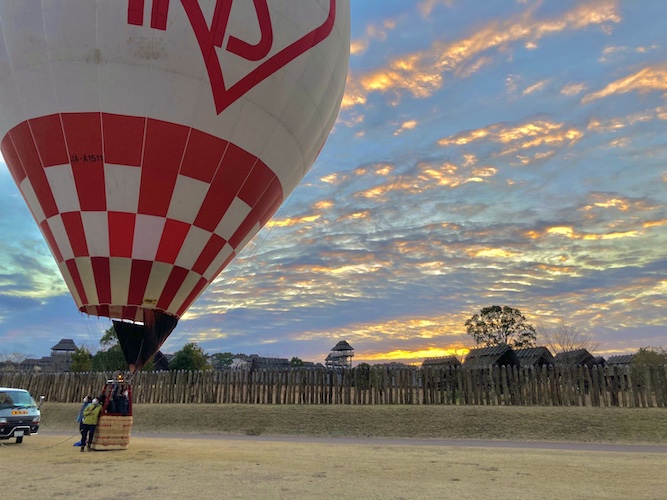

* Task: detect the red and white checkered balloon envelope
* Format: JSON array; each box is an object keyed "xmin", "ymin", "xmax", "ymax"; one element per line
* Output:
[{"xmin": 0, "ymin": 1, "xmax": 350, "ymax": 371}]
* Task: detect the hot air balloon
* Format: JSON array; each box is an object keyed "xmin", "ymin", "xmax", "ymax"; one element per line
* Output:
[{"xmin": 0, "ymin": 1, "xmax": 350, "ymax": 371}]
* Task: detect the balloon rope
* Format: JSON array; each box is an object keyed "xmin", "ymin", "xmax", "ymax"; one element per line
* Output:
[
  {"xmin": 0, "ymin": 432, "xmax": 81, "ymax": 450},
  {"xmin": 38, "ymin": 432, "xmax": 81, "ymax": 449}
]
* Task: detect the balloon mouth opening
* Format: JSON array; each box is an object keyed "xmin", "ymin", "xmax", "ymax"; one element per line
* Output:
[{"xmin": 113, "ymin": 309, "xmax": 179, "ymax": 373}]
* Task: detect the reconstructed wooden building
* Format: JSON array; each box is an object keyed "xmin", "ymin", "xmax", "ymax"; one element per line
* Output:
[
  {"xmin": 514, "ymin": 347, "xmax": 554, "ymax": 368},
  {"xmin": 463, "ymin": 344, "xmax": 519, "ymax": 369}
]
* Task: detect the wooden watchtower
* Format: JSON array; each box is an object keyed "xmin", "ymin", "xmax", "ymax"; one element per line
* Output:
[{"xmin": 325, "ymin": 340, "xmax": 354, "ymax": 369}]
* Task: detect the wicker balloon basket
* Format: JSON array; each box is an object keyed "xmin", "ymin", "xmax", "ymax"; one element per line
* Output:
[
  {"xmin": 91, "ymin": 414, "xmax": 133, "ymax": 450},
  {"xmin": 89, "ymin": 375, "xmax": 134, "ymax": 451}
]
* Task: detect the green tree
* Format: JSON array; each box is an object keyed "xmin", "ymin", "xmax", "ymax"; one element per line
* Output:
[
  {"xmin": 210, "ymin": 352, "xmax": 234, "ymax": 369},
  {"xmin": 69, "ymin": 346, "xmax": 92, "ymax": 372},
  {"xmin": 633, "ymin": 346, "xmax": 667, "ymax": 366},
  {"xmin": 92, "ymin": 325, "xmax": 159, "ymax": 371},
  {"xmin": 100, "ymin": 326, "xmax": 118, "ymax": 347},
  {"xmin": 92, "ymin": 344, "xmax": 128, "ymax": 372},
  {"xmin": 289, "ymin": 356, "xmax": 304, "ymax": 367},
  {"xmin": 465, "ymin": 305, "xmax": 536, "ymax": 348},
  {"xmin": 169, "ymin": 343, "xmax": 210, "ymax": 371},
  {"xmin": 91, "ymin": 325, "xmax": 128, "ymax": 371},
  {"xmin": 141, "ymin": 359, "xmax": 156, "ymax": 371},
  {"xmin": 630, "ymin": 346, "xmax": 666, "ymax": 390}
]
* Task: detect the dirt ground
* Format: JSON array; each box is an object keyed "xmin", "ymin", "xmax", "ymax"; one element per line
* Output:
[
  {"xmin": 4, "ymin": 404, "xmax": 666, "ymax": 498},
  {"xmin": 2, "ymin": 433, "xmax": 666, "ymax": 499}
]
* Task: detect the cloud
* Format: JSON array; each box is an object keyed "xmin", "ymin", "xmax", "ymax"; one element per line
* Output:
[
  {"xmin": 0, "ymin": 293, "xmax": 43, "ymax": 314},
  {"xmin": 394, "ymin": 119, "xmax": 418, "ymax": 135},
  {"xmin": 599, "ymin": 43, "xmax": 660, "ymax": 63},
  {"xmin": 582, "ymin": 193, "xmax": 659, "ymax": 213},
  {"xmin": 587, "ymin": 107, "xmax": 667, "ymax": 133},
  {"xmin": 349, "ymin": 160, "xmax": 496, "ymax": 202},
  {"xmin": 523, "ymin": 79, "xmax": 549, "ymax": 95},
  {"xmin": 582, "ymin": 64, "xmax": 667, "ymax": 103},
  {"xmin": 349, "ymin": 19, "xmax": 398, "ymax": 56},
  {"xmin": 561, "ymin": 83, "xmax": 587, "ymax": 96},
  {"xmin": 438, "ymin": 119, "xmax": 583, "ymax": 158},
  {"xmin": 291, "ymin": 311, "xmax": 474, "ymax": 363},
  {"xmin": 544, "ymin": 226, "xmax": 639, "ymax": 240},
  {"xmin": 418, "ymin": 0, "xmax": 454, "ymax": 18},
  {"xmin": 342, "ymin": 0, "xmax": 621, "ymax": 109}
]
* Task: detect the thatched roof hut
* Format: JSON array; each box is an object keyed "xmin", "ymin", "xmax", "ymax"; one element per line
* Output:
[
  {"xmin": 421, "ymin": 356, "xmax": 461, "ymax": 369},
  {"xmin": 553, "ymin": 349, "xmax": 597, "ymax": 368},
  {"xmin": 606, "ymin": 354, "xmax": 635, "ymax": 366},
  {"xmin": 301, "ymin": 361, "xmax": 324, "ymax": 369},
  {"xmin": 463, "ymin": 345, "xmax": 518, "ymax": 369},
  {"xmin": 152, "ymin": 351, "xmax": 173, "ymax": 371},
  {"xmin": 249, "ymin": 356, "xmax": 290, "ymax": 371},
  {"xmin": 514, "ymin": 347, "xmax": 554, "ymax": 368}
]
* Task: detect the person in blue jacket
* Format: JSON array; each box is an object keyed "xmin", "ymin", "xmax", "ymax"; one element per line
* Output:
[{"xmin": 74, "ymin": 395, "xmax": 91, "ymax": 446}]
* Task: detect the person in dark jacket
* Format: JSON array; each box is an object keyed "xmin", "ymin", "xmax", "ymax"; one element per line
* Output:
[{"xmin": 111, "ymin": 385, "xmax": 129, "ymax": 416}]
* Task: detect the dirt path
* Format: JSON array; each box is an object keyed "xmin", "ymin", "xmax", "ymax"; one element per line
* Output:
[
  {"xmin": 128, "ymin": 431, "xmax": 667, "ymax": 453},
  {"xmin": 3, "ymin": 432, "xmax": 666, "ymax": 499}
]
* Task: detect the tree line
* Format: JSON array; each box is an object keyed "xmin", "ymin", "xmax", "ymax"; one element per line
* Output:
[
  {"xmin": 68, "ymin": 327, "xmax": 306, "ymax": 372},
  {"xmin": 463, "ymin": 305, "xmax": 664, "ymax": 365}
]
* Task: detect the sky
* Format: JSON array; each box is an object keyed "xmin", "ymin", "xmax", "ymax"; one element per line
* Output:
[{"xmin": 1, "ymin": 0, "xmax": 666, "ymax": 365}]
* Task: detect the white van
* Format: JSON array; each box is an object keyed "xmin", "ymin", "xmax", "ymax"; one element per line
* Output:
[{"xmin": 0, "ymin": 387, "xmax": 42, "ymax": 444}]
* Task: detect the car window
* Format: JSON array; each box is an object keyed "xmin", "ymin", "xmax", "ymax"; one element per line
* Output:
[{"xmin": 0, "ymin": 390, "xmax": 36, "ymax": 408}]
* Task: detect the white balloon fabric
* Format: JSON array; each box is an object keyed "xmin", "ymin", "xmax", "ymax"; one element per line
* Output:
[{"xmin": 0, "ymin": 1, "xmax": 349, "ymax": 329}]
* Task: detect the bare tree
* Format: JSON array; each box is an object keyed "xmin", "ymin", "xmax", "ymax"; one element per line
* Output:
[
  {"xmin": 0, "ymin": 351, "xmax": 30, "ymax": 363},
  {"xmin": 537, "ymin": 320, "xmax": 599, "ymax": 354}
]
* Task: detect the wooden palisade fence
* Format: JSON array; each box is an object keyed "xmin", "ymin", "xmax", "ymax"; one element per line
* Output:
[{"xmin": 1, "ymin": 365, "xmax": 666, "ymax": 408}]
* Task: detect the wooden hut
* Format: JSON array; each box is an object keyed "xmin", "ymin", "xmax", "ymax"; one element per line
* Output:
[
  {"xmin": 463, "ymin": 345, "xmax": 518, "ymax": 369},
  {"xmin": 17, "ymin": 339, "xmax": 80, "ymax": 372},
  {"xmin": 421, "ymin": 356, "xmax": 461, "ymax": 369},
  {"xmin": 19, "ymin": 357, "xmax": 54, "ymax": 372},
  {"xmin": 606, "ymin": 354, "xmax": 634, "ymax": 367},
  {"xmin": 514, "ymin": 347, "xmax": 554, "ymax": 368},
  {"xmin": 422, "ymin": 356, "xmax": 460, "ymax": 391},
  {"xmin": 301, "ymin": 361, "xmax": 325, "ymax": 369},
  {"xmin": 152, "ymin": 351, "xmax": 172, "ymax": 371},
  {"xmin": 249, "ymin": 356, "xmax": 290, "ymax": 371},
  {"xmin": 605, "ymin": 354, "xmax": 634, "ymax": 377},
  {"xmin": 553, "ymin": 349, "xmax": 597, "ymax": 368}
]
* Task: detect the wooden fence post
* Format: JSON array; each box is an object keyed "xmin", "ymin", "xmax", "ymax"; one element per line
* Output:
[
  {"xmin": 657, "ymin": 366, "xmax": 667, "ymax": 408},
  {"xmin": 3, "ymin": 364, "xmax": 665, "ymax": 406},
  {"xmin": 511, "ymin": 365, "xmax": 520, "ymax": 406}
]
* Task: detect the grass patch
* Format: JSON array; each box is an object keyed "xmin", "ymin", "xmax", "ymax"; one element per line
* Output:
[{"xmin": 40, "ymin": 403, "xmax": 667, "ymax": 444}]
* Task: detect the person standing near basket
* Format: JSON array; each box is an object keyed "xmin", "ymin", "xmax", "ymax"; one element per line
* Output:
[
  {"xmin": 74, "ymin": 395, "xmax": 91, "ymax": 446},
  {"xmin": 80, "ymin": 394, "xmax": 105, "ymax": 451}
]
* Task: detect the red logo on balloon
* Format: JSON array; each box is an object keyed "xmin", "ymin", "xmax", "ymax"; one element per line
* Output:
[{"xmin": 127, "ymin": 0, "xmax": 337, "ymax": 114}]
